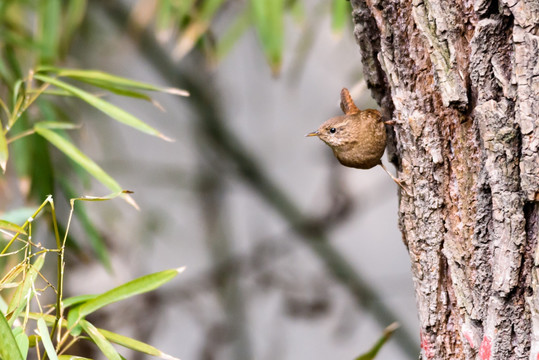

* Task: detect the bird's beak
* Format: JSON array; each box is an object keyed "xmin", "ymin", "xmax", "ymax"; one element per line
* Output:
[{"xmin": 305, "ymin": 131, "xmax": 319, "ymax": 137}]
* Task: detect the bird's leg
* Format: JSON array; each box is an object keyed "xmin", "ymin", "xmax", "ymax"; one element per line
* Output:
[{"xmin": 379, "ymin": 162, "xmax": 410, "ymax": 195}]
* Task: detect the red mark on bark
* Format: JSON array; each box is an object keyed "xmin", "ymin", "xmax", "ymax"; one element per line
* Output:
[
  {"xmin": 463, "ymin": 332, "xmax": 475, "ymax": 349},
  {"xmin": 420, "ymin": 332, "xmax": 434, "ymax": 359},
  {"xmin": 479, "ymin": 336, "xmax": 491, "ymax": 360}
]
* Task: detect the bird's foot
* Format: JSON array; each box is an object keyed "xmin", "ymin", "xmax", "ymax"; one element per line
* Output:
[{"xmin": 379, "ymin": 162, "xmax": 411, "ymax": 195}]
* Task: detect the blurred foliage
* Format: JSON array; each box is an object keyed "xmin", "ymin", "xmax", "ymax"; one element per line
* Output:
[
  {"xmin": 131, "ymin": 0, "xmax": 352, "ymax": 74},
  {"xmin": 0, "ymin": 0, "xmax": 187, "ymax": 267}
]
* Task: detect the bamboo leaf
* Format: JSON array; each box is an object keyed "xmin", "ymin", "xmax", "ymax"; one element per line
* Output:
[
  {"xmin": 63, "ymin": 294, "xmax": 98, "ymax": 309},
  {"xmin": 33, "ymin": 121, "xmax": 80, "ymax": 130},
  {"xmin": 0, "ymin": 207, "xmax": 35, "ymax": 226},
  {"xmin": 216, "ymin": 8, "xmax": 251, "ymax": 60},
  {"xmin": 33, "ymin": 74, "xmax": 173, "ymax": 141},
  {"xmin": 77, "ymin": 267, "xmax": 185, "ymax": 319},
  {"xmin": 331, "ymin": 0, "xmax": 351, "ymax": 35},
  {"xmin": 61, "ymin": 0, "xmax": 88, "ymax": 55},
  {"xmin": 0, "ymin": 124, "xmax": 7, "ymax": 173},
  {"xmin": 37, "ymin": 67, "xmax": 189, "ymax": 96},
  {"xmin": 12, "ymin": 326, "xmax": 29, "ymax": 360},
  {"xmin": 58, "ymin": 356, "xmax": 93, "ymax": 360},
  {"xmin": 355, "ymin": 322, "xmax": 400, "ymax": 360},
  {"xmin": 81, "ymin": 321, "xmax": 122, "ymax": 360},
  {"xmin": 0, "ymin": 220, "xmax": 27, "ymax": 235},
  {"xmin": 39, "ymin": 0, "xmax": 61, "ymax": 64},
  {"xmin": 37, "ymin": 317, "xmax": 59, "ymax": 360},
  {"xmin": 6, "ymin": 254, "xmax": 46, "ymax": 325},
  {"xmin": 98, "ymin": 328, "xmax": 180, "ymax": 360},
  {"xmin": 0, "ymin": 311, "xmax": 24, "ymax": 360},
  {"xmin": 67, "ymin": 306, "xmax": 82, "ymax": 336},
  {"xmin": 34, "ymin": 127, "xmax": 122, "ymax": 194},
  {"xmin": 250, "ymin": 0, "xmax": 285, "ymax": 74}
]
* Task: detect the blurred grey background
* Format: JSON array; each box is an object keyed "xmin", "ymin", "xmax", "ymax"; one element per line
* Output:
[{"xmin": 62, "ymin": 1, "xmax": 419, "ymax": 359}]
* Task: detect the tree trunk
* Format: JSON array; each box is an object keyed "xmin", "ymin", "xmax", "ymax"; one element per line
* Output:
[{"xmin": 349, "ymin": 0, "xmax": 539, "ymax": 358}]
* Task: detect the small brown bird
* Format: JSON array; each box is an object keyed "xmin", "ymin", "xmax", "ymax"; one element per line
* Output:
[{"xmin": 306, "ymin": 88, "xmax": 404, "ymax": 189}]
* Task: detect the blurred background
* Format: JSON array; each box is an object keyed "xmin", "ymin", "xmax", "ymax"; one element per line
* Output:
[{"xmin": 0, "ymin": 0, "xmax": 418, "ymax": 359}]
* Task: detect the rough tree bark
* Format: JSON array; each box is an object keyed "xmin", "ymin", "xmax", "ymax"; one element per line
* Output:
[{"xmin": 349, "ymin": 0, "xmax": 539, "ymax": 359}]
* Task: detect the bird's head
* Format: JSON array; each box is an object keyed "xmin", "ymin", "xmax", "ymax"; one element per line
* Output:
[{"xmin": 305, "ymin": 115, "xmax": 357, "ymax": 148}]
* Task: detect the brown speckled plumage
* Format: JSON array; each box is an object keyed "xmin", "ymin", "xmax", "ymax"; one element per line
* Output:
[{"xmin": 307, "ymin": 88, "xmax": 386, "ymax": 169}]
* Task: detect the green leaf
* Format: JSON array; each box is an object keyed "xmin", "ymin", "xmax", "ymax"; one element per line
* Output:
[
  {"xmin": 37, "ymin": 67, "xmax": 189, "ymax": 96},
  {"xmin": 33, "ymin": 121, "xmax": 80, "ymax": 130},
  {"xmin": 34, "ymin": 126, "xmax": 122, "ymax": 193},
  {"xmin": 12, "ymin": 326, "xmax": 29, "ymax": 359},
  {"xmin": 0, "ymin": 220, "xmax": 26, "ymax": 235},
  {"xmin": 250, "ymin": 0, "xmax": 285, "ymax": 74},
  {"xmin": 39, "ymin": 0, "xmax": 61, "ymax": 64},
  {"xmin": 58, "ymin": 356, "xmax": 93, "ymax": 360},
  {"xmin": 216, "ymin": 8, "xmax": 251, "ymax": 60},
  {"xmin": 0, "ymin": 207, "xmax": 35, "ymax": 225},
  {"xmin": 0, "ymin": 125, "xmax": 7, "ymax": 172},
  {"xmin": 355, "ymin": 322, "xmax": 399, "ymax": 360},
  {"xmin": 67, "ymin": 306, "xmax": 82, "ymax": 336},
  {"xmin": 81, "ymin": 321, "xmax": 122, "ymax": 360},
  {"xmin": 63, "ymin": 294, "xmax": 99, "ymax": 309},
  {"xmin": 98, "ymin": 328, "xmax": 180, "ymax": 360},
  {"xmin": 331, "ymin": 0, "xmax": 351, "ymax": 35},
  {"xmin": 70, "ymin": 190, "xmax": 139, "ymax": 217},
  {"xmin": 6, "ymin": 254, "xmax": 46, "ymax": 325},
  {"xmin": 77, "ymin": 267, "xmax": 184, "ymax": 319},
  {"xmin": 33, "ymin": 74, "xmax": 173, "ymax": 141},
  {"xmin": 61, "ymin": 0, "xmax": 88, "ymax": 55},
  {"xmin": 0, "ymin": 311, "xmax": 24, "ymax": 360},
  {"xmin": 0, "ymin": 296, "xmax": 8, "ymax": 313},
  {"xmin": 37, "ymin": 317, "xmax": 59, "ymax": 360}
]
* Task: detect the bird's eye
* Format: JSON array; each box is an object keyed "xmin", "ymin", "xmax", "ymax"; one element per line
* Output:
[{"xmin": 330, "ymin": 128, "xmax": 336, "ymax": 134}]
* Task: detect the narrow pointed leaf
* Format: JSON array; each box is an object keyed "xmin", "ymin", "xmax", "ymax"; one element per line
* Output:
[
  {"xmin": 81, "ymin": 321, "xmax": 122, "ymax": 360},
  {"xmin": 250, "ymin": 0, "xmax": 285, "ymax": 74},
  {"xmin": 37, "ymin": 67, "xmax": 189, "ymax": 96},
  {"xmin": 12, "ymin": 326, "xmax": 29, "ymax": 360},
  {"xmin": 216, "ymin": 8, "xmax": 251, "ymax": 59},
  {"xmin": 0, "ymin": 220, "xmax": 26, "ymax": 235},
  {"xmin": 67, "ymin": 306, "xmax": 83, "ymax": 336},
  {"xmin": 78, "ymin": 267, "xmax": 184, "ymax": 318},
  {"xmin": 0, "ymin": 311, "xmax": 24, "ymax": 360},
  {"xmin": 98, "ymin": 328, "xmax": 180, "ymax": 360},
  {"xmin": 63, "ymin": 294, "xmax": 98, "ymax": 309},
  {"xmin": 6, "ymin": 254, "xmax": 46, "ymax": 325},
  {"xmin": 0, "ymin": 126, "xmax": 7, "ymax": 173},
  {"xmin": 35, "ymin": 127, "xmax": 122, "ymax": 193},
  {"xmin": 38, "ymin": 0, "xmax": 61, "ymax": 63},
  {"xmin": 33, "ymin": 121, "xmax": 80, "ymax": 130},
  {"xmin": 61, "ymin": 0, "xmax": 88, "ymax": 54},
  {"xmin": 37, "ymin": 317, "xmax": 59, "ymax": 360},
  {"xmin": 33, "ymin": 74, "xmax": 172, "ymax": 141},
  {"xmin": 331, "ymin": 0, "xmax": 351, "ymax": 35},
  {"xmin": 355, "ymin": 322, "xmax": 400, "ymax": 360},
  {"xmin": 0, "ymin": 207, "xmax": 35, "ymax": 226}
]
